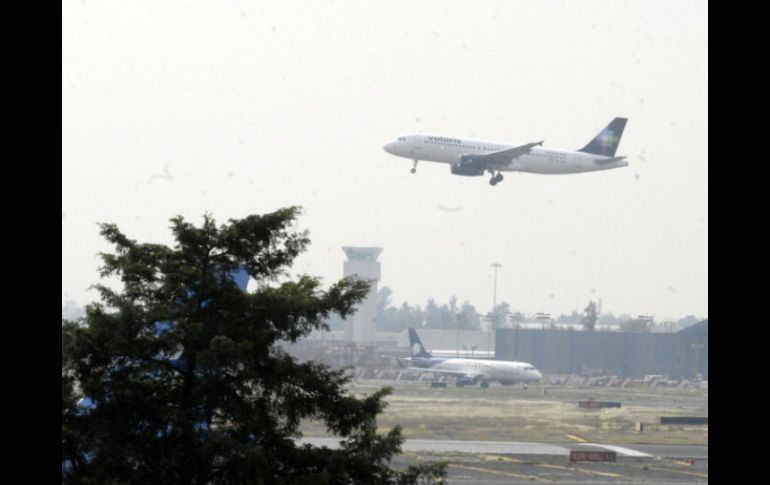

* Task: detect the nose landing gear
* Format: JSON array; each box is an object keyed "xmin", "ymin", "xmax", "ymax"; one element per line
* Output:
[{"xmin": 411, "ymin": 160, "xmax": 418, "ymax": 174}]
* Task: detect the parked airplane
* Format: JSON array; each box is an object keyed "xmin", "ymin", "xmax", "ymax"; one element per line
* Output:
[
  {"xmin": 383, "ymin": 117, "xmax": 628, "ymax": 185},
  {"xmin": 402, "ymin": 328, "xmax": 543, "ymax": 388}
]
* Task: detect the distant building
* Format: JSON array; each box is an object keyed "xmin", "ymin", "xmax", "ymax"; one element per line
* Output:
[
  {"xmin": 495, "ymin": 319, "xmax": 708, "ymax": 378},
  {"xmin": 342, "ymin": 247, "xmax": 382, "ymax": 344}
]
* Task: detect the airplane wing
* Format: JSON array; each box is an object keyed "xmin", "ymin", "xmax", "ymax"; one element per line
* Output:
[
  {"xmin": 452, "ymin": 141, "xmax": 544, "ymax": 176},
  {"xmin": 594, "ymin": 155, "xmax": 626, "ymax": 165},
  {"xmin": 480, "ymin": 141, "xmax": 544, "ymax": 166}
]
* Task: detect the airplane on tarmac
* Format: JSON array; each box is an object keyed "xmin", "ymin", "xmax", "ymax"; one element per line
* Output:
[
  {"xmin": 402, "ymin": 328, "xmax": 543, "ymax": 388},
  {"xmin": 383, "ymin": 117, "xmax": 628, "ymax": 186}
]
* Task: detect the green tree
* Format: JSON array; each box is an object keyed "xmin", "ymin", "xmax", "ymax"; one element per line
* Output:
[
  {"xmin": 62, "ymin": 208, "xmax": 445, "ymax": 485},
  {"xmin": 581, "ymin": 301, "xmax": 599, "ymax": 331},
  {"xmin": 555, "ymin": 310, "xmax": 582, "ymax": 325},
  {"xmin": 619, "ymin": 318, "xmax": 652, "ymax": 333},
  {"xmin": 398, "ymin": 302, "xmax": 425, "ymax": 331},
  {"xmin": 509, "ymin": 311, "xmax": 525, "ymax": 327},
  {"xmin": 377, "ymin": 287, "xmax": 394, "ymax": 316},
  {"xmin": 489, "ymin": 302, "xmax": 510, "ymax": 330},
  {"xmin": 447, "ymin": 295, "xmax": 458, "ymax": 319},
  {"xmin": 423, "ymin": 299, "xmax": 441, "ymax": 329},
  {"xmin": 676, "ymin": 314, "xmax": 702, "ymax": 330},
  {"xmin": 456, "ymin": 301, "xmax": 480, "ymax": 330}
]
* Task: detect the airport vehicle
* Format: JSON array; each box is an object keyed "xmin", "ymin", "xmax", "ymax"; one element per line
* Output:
[
  {"xmin": 383, "ymin": 117, "xmax": 628, "ymax": 185},
  {"xmin": 403, "ymin": 328, "xmax": 543, "ymax": 388}
]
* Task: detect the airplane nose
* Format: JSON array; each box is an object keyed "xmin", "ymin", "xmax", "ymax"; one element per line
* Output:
[{"xmin": 383, "ymin": 142, "xmax": 395, "ymax": 154}]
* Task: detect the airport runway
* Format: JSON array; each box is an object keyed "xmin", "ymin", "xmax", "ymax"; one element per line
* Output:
[
  {"xmin": 621, "ymin": 443, "xmax": 708, "ymax": 459},
  {"xmin": 301, "ymin": 437, "xmax": 708, "ymax": 483},
  {"xmin": 299, "ymin": 437, "xmax": 706, "ymax": 459}
]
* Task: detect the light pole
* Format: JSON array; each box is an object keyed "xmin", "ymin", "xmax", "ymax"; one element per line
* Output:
[
  {"xmin": 491, "ymin": 263, "xmax": 501, "ymax": 310},
  {"xmin": 690, "ymin": 343, "xmax": 703, "ymax": 379},
  {"xmin": 490, "ymin": 263, "xmax": 502, "ymax": 355},
  {"xmin": 536, "ymin": 312, "xmax": 551, "ymax": 330}
]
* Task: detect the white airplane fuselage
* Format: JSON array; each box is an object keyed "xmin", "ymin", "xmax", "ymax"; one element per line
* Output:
[
  {"xmin": 417, "ymin": 357, "xmax": 543, "ymax": 383},
  {"xmin": 405, "ymin": 328, "xmax": 543, "ymax": 386},
  {"xmin": 384, "ymin": 134, "xmax": 628, "ymax": 175}
]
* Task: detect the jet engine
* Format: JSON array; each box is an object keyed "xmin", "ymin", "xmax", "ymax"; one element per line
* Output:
[{"xmin": 450, "ymin": 155, "xmax": 486, "ymax": 176}]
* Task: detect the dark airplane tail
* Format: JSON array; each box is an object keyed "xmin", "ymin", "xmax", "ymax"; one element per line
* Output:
[
  {"xmin": 408, "ymin": 328, "xmax": 433, "ymax": 358},
  {"xmin": 578, "ymin": 117, "xmax": 628, "ymax": 157}
]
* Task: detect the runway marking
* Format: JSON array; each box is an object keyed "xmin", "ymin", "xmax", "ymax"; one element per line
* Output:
[
  {"xmin": 647, "ymin": 466, "xmax": 708, "ymax": 479},
  {"xmin": 449, "ymin": 464, "xmax": 549, "ymax": 482},
  {"xmin": 673, "ymin": 459, "xmax": 695, "ymax": 466},
  {"xmin": 578, "ymin": 443, "xmax": 652, "ymax": 457},
  {"xmin": 537, "ymin": 463, "xmax": 624, "ymax": 479},
  {"xmin": 565, "ymin": 434, "xmax": 587, "ymax": 443},
  {"xmin": 623, "ymin": 461, "xmax": 709, "ymax": 480},
  {"xmin": 487, "ymin": 455, "xmax": 625, "ymax": 479}
]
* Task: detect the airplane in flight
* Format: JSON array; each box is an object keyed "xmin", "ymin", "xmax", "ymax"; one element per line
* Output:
[
  {"xmin": 402, "ymin": 328, "xmax": 543, "ymax": 388},
  {"xmin": 383, "ymin": 117, "xmax": 628, "ymax": 186}
]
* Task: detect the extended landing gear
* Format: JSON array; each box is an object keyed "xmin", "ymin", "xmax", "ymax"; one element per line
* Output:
[
  {"xmin": 410, "ymin": 160, "xmax": 418, "ymax": 174},
  {"xmin": 479, "ymin": 380, "xmax": 490, "ymax": 389},
  {"xmin": 489, "ymin": 172, "xmax": 504, "ymax": 186}
]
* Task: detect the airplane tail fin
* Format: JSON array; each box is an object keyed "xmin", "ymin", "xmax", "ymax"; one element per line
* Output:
[
  {"xmin": 578, "ymin": 117, "xmax": 627, "ymax": 157},
  {"xmin": 408, "ymin": 328, "xmax": 432, "ymax": 358}
]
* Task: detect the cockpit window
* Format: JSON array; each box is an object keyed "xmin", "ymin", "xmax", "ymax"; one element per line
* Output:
[{"xmin": 398, "ymin": 137, "xmax": 407, "ymax": 142}]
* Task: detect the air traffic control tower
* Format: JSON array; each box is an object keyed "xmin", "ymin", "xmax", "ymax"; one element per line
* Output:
[{"xmin": 342, "ymin": 247, "xmax": 382, "ymax": 344}]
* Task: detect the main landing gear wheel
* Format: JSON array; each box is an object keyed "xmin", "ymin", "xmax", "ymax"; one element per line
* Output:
[
  {"xmin": 480, "ymin": 381, "xmax": 490, "ymax": 389},
  {"xmin": 489, "ymin": 173, "xmax": 504, "ymax": 186},
  {"xmin": 411, "ymin": 160, "xmax": 418, "ymax": 174}
]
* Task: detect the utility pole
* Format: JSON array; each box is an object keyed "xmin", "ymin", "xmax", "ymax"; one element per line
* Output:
[
  {"xmin": 638, "ymin": 314, "xmax": 654, "ymax": 332},
  {"xmin": 490, "ymin": 263, "xmax": 502, "ymax": 356},
  {"xmin": 536, "ymin": 312, "xmax": 551, "ymax": 330},
  {"xmin": 491, "ymin": 263, "xmax": 501, "ymax": 310},
  {"xmin": 491, "ymin": 263, "xmax": 502, "ymax": 330}
]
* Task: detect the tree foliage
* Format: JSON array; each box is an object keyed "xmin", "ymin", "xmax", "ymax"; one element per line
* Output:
[
  {"xmin": 488, "ymin": 302, "xmax": 510, "ymax": 330},
  {"xmin": 581, "ymin": 301, "xmax": 599, "ymax": 331},
  {"xmin": 375, "ymin": 288, "xmax": 424, "ymax": 332},
  {"xmin": 619, "ymin": 318, "xmax": 652, "ymax": 333},
  {"xmin": 62, "ymin": 208, "xmax": 445, "ymax": 484},
  {"xmin": 456, "ymin": 301, "xmax": 481, "ymax": 330}
]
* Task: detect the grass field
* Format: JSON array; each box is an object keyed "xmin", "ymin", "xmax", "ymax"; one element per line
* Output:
[{"xmin": 301, "ymin": 380, "xmax": 708, "ymax": 445}]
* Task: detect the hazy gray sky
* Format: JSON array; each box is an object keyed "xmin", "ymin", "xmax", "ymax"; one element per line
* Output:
[{"xmin": 63, "ymin": 0, "xmax": 708, "ymax": 320}]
